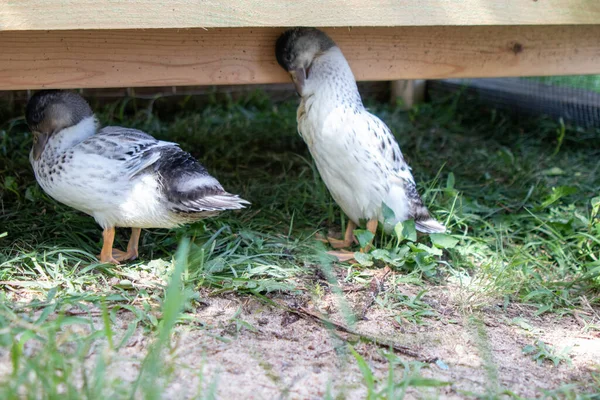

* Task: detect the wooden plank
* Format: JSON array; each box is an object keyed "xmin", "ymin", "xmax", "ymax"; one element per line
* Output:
[
  {"xmin": 1, "ymin": 26, "xmax": 599, "ymax": 90},
  {"xmin": 1, "ymin": 0, "xmax": 599, "ymax": 31}
]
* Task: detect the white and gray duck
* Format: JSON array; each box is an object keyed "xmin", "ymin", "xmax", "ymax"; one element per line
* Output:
[
  {"xmin": 275, "ymin": 28, "xmax": 445, "ymax": 260},
  {"xmin": 27, "ymin": 90, "xmax": 249, "ymax": 265}
]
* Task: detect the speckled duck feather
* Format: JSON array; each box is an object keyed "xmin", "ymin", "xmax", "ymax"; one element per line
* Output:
[
  {"xmin": 279, "ymin": 29, "xmax": 445, "ymax": 233},
  {"xmin": 30, "ymin": 118, "xmax": 249, "ymax": 230}
]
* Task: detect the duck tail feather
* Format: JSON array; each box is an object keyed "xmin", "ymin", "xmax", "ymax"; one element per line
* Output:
[
  {"xmin": 181, "ymin": 193, "xmax": 250, "ymax": 213},
  {"xmin": 415, "ymin": 218, "xmax": 446, "ymax": 234}
]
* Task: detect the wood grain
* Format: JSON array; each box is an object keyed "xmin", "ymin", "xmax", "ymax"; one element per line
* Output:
[
  {"xmin": 1, "ymin": 0, "xmax": 599, "ymax": 30},
  {"xmin": 1, "ymin": 26, "xmax": 599, "ymax": 90}
]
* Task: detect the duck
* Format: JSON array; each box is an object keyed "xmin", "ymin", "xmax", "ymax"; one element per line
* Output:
[
  {"xmin": 26, "ymin": 90, "xmax": 249, "ymax": 265},
  {"xmin": 275, "ymin": 28, "xmax": 445, "ymax": 260}
]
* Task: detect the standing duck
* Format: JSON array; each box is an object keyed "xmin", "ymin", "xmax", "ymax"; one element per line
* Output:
[
  {"xmin": 27, "ymin": 90, "xmax": 249, "ymax": 265},
  {"xmin": 275, "ymin": 28, "xmax": 445, "ymax": 259}
]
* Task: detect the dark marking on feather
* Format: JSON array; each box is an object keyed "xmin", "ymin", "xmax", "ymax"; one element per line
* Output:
[
  {"xmin": 403, "ymin": 179, "xmax": 432, "ymax": 222},
  {"xmin": 153, "ymin": 146, "xmax": 226, "ymax": 211}
]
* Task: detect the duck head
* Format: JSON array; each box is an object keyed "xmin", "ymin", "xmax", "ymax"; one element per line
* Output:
[
  {"xmin": 275, "ymin": 27, "xmax": 336, "ymax": 95},
  {"xmin": 26, "ymin": 90, "xmax": 93, "ymax": 160}
]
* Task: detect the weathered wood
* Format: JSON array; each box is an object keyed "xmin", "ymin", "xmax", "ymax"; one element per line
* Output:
[
  {"xmin": 1, "ymin": 26, "xmax": 599, "ymax": 90},
  {"xmin": 0, "ymin": 0, "xmax": 599, "ymax": 31}
]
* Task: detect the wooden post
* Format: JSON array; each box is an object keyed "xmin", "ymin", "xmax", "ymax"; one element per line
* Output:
[{"xmin": 390, "ymin": 80, "xmax": 426, "ymax": 109}]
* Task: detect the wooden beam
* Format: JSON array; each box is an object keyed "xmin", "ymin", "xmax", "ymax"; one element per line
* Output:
[
  {"xmin": 1, "ymin": 26, "xmax": 599, "ymax": 90},
  {"xmin": 1, "ymin": 0, "xmax": 599, "ymax": 30}
]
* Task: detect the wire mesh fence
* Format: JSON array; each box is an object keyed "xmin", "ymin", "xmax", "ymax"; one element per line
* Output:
[{"xmin": 428, "ymin": 75, "xmax": 600, "ymax": 128}]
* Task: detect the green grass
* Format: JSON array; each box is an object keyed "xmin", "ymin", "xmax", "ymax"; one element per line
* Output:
[
  {"xmin": 0, "ymin": 88, "xmax": 599, "ymax": 398},
  {"xmin": 522, "ymin": 339, "xmax": 573, "ymax": 368},
  {"xmin": 347, "ymin": 346, "xmax": 450, "ymax": 400}
]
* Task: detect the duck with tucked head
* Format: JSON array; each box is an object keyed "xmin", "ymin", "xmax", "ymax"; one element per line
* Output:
[
  {"xmin": 275, "ymin": 28, "xmax": 445, "ymax": 260},
  {"xmin": 27, "ymin": 90, "xmax": 249, "ymax": 264}
]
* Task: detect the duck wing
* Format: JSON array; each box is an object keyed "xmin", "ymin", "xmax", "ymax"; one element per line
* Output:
[
  {"xmin": 152, "ymin": 145, "xmax": 249, "ymax": 213},
  {"xmin": 357, "ymin": 112, "xmax": 445, "ymax": 233},
  {"xmin": 80, "ymin": 127, "xmax": 249, "ymax": 213},
  {"xmin": 79, "ymin": 126, "xmax": 174, "ymax": 178}
]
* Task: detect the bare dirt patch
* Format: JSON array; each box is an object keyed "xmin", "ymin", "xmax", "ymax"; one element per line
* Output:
[
  {"xmin": 2, "ymin": 269, "xmax": 599, "ymax": 399},
  {"xmin": 74, "ymin": 301, "xmax": 600, "ymax": 396}
]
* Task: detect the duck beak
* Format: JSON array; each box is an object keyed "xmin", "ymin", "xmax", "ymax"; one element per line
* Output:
[
  {"xmin": 32, "ymin": 132, "xmax": 50, "ymax": 161},
  {"xmin": 290, "ymin": 67, "xmax": 306, "ymax": 96}
]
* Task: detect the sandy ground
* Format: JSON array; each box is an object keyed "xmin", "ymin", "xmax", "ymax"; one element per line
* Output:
[
  {"xmin": 2, "ymin": 268, "xmax": 599, "ymax": 399},
  {"xmin": 152, "ymin": 291, "xmax": 598, "ymax": 399}
]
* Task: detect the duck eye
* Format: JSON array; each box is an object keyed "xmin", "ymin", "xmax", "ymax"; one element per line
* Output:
[{"xmin": 33, "ymin": 135, "xmax": 38, "ymax": 143}]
